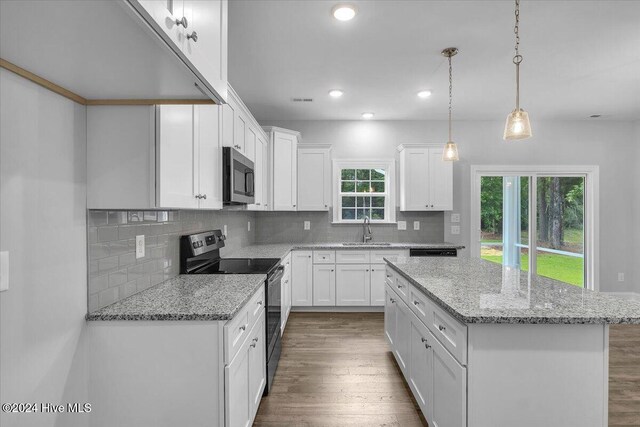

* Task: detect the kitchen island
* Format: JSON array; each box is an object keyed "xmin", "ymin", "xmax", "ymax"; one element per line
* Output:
[{"xmin": 384, "ymin": 257, "xmax": 640, "ymax": 427}]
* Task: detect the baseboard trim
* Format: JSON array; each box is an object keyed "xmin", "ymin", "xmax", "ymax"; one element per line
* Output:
[
  {"xmin": 291, "ymin": 306, "xmax": 384, "ymax": 313},
  {"xmin": 602, "ymin": 292, "xmax": 640, "ymax": 301}
]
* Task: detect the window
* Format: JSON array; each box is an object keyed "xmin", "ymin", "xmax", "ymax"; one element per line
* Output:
[{"xmin": 333, "ymin": 160, "xmax": 396, "ymax": 223}]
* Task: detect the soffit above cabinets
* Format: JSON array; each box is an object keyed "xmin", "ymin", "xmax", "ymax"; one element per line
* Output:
[{"xmin": 0, "ymin": 0, "xmax": 212, "ymax": 103}]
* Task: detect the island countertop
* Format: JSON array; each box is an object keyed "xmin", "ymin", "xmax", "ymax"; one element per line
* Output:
[
  {"xmin": 86, "ymin": 274, "xmax": 266, "ymax": 321},
  {"xmin": 386, "ymin": 257, "xmax": 640, "ymax": 325}
]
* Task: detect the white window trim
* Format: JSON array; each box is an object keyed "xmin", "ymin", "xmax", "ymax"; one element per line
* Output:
[
  {"xmin": 332, "ymin": 159, "xmax": 396, "ymax": 224},
  {"xmin": 470, "ymin": 165, "xmax": 600, "ymax": 291}
]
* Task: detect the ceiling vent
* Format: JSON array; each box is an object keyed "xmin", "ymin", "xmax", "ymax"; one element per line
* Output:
[{"xmin": 292, "ymin": 98, "xmax": 313, "ymax": 102}]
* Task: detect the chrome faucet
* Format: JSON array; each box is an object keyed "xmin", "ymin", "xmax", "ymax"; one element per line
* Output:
[{"xmin": 363, "ymin": 216, "xmax": 373, "ymax": 243}]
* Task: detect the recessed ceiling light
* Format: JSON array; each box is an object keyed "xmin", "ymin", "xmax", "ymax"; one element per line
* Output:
[
  {"xmin": 332, "ymin": 4, "xmax": 356, "ymax": 21},
  {"xmin": 417, "ymin": 90, "xmax": 432, "ymax": 99},
  {"xmin": 328, "ymin": 89, "xmax": 344, "ymax": 98},
  {"xmin": 361, "ymin": 112, "xmax": 374, "ymax": 119}
]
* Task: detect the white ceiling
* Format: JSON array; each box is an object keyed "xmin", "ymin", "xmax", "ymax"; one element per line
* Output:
[{"xmin": 228, "ymin": 0, "xmax": 640, "ymax": 121}]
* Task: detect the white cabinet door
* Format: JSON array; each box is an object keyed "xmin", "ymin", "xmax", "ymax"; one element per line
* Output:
[
  {"xmin": 181, "ymin": 0, "xmax": 227, "ymax": 102},
  {"xmin": 156, "ymin": 105, "xmax": 198, "ymax": 209},
  {"xmin": 297, "ymin": 147, "xmax": 330, "ymax": 211},
  {"xmin": 335, "ymin": 264, "xmax": 371, "ymax": 306},
  {"xmin": 136, "ymin": 0, "xmax": 185, "ymax": 54},
  {"xmin": 247, "ymin": 135, "xmax": 263, "ymax": 211},
  {"xmin": 222, "ymin": 102, "xmax": 236, "ymax": 148},
  {"xmin": 291, "ymin": 251, "xmax": 313, "ymax": 306},
  {"xmin": 313, "ymin": 265, "xmax": 336, "ymax": 306},
  {"xmin": 410, "ymin": 321, "xmax": 434, "ymax": 421},
  {"xmin": 428, "ymin": 148, "xmax": 453, "ymax": 211},
  {"xmin": 272, "ymin": 131, "xmax": 297, "ymax": 211},
  {"xmin": 225, "ymin": 338, "xmax": 251, "ymax": 427},
  {"xmin": 245, "ymin": 125, "xmax": 256, "ymax": 162},
  {"xmin": 235, "ymin": 111, "xmax": 246, "ymax": 154},
  {"xmin": 394, "ymin": 298, "xmax": 411, "ymax": 375},
  {"xmin": 432, "ymin": 337, "xmax": 467, "ymax": 427},
  {"xmin": 248, "ymin": 317, "xmax": 266, "ymax": 415},
  {"xmin": 385, "ymin": 286, "xmax": 398, "ymax": 348},
  {"xmin": 261, "ymin": 136, "xmax": 269, "ymax": 210},
  {"xmin": 400, "ymin": 147, "xmax": 429, "ymax": 211},
  {"xmin": 195, "ymin": 104, "xmax": 222, "ymax": 209},
  {"xmin": 369, "ymin": 265, "xmax": 386, "ymax": 306}
]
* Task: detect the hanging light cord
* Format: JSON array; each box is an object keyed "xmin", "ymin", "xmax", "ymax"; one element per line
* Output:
[
  {"xmin": 513, "ymin": 0, "xmax": 523, "ymax": 110},
  {"xmin": 448, "ymin": 54, "xmax": 453, "ymax": 142}
]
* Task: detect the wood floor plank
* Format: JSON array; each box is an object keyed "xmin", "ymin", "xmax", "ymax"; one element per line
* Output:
[{"xmin": 255, "ymin": 313, "xmax": 640, "ymax": 426}]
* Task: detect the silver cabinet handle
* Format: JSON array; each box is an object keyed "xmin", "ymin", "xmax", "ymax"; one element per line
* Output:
[
  {"xmin": 175, "ymin": 16, "xmax": 188, "ymax": 28},
  {"xmin": 397, "ymin": 284, "xmax": 404, "ymax": 289},
  {"xmin": 330, "ymin": 269, "xmax": 334, "ymax": 272},
  {"xmin": 250, "ymin": 342, "xmax": 257, "ymax": 348},
  {"xmin": 324, "ymin": 204, "xmax": 328, "ymax": 208},
  {"xmin": 187, "ymin": 31, "xmax": 198, "ymax": 42},
  {"xmin": 240, "ymin": 325, "xmax": 247, "ymax": 331},
  {"xmin": 293, "ymin": 204, "xmax": 296, "ymax": 207},
  {"xmin": 425, "ymin": 342, "xmax": 432, "ymax": 349},
  {"xmin": 195, "ymin": 194, "xmax": 199, "ymax": 199},
  {"xmin": 413, "ymin": 300, "xmax": 420, "ymax": 305},
  {"xmin": 257, "ymin": 301, "xmax": 263, "ymax": 305},
  {"xmin": 438, "ymin": 325, "xmax": 446, "ymax": 332},
  {"xmin": 421, "ymin": 337, "xmax": 428, "ymax": 343},
  {"xmin": 390, "ymin": 298, "xmax": 396, "ymax": 303},
  {"xmin": 202, "ymin": 194, "xmax": 207, "ymax": 200}
]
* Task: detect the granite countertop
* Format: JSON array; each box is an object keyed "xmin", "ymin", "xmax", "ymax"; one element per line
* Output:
[
  {"xmin": 226, "ymin": 242, "xmax": 464, "ymax": 259},
  {"xmin": 86, "ymin": 274, "xmax": 266, "ymax": 321},
  {"xmin": 386, "ymin": 257, "xmax": 640, "ymax": 325}
]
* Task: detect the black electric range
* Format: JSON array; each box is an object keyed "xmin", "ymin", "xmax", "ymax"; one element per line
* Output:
[{"xmin": 179, "ymin": 230, "xmax": 282, "ymax": 395}]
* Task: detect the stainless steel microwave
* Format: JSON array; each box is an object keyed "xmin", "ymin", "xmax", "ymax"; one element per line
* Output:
[{"xmin": 223, "ymin": 147, "xmax": 255, "ymax": 205}]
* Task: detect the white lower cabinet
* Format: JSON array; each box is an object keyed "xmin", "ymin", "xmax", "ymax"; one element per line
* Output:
[
  {"xmin": 369, "ymin": 265, "xmax": 387, "ymax": 306},
  {"xmin": 393, "ymin": 292, "xmax": 411, "ymax": 375},
  {"xmin": 336, "ymin": 264, "xmax": 371, "ymax": 306},
  {"xmin": 313, "ymin": 264, "xmax": 336, "ymax": 305},
  {"xmin": 291, "ymin": 251, "xmax": 313, "ymax": 306},
  {"xmin": 431, "ymin": 336, "xmax": 467, "ymax": 427},
  {"xmin": 409, "ymin": 319, "xmax": 435, "ymax": 421},
  {"xmin": 384, "ymin": 288, "xmax": 397, "ymax": 347},
  {"xmin": 281, "ymin": 252, "xmax": 292, "ymax": 334}
]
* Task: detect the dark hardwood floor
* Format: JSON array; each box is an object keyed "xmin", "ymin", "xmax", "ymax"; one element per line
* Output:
[{"xmin": 254, "ymin": 313, "xmax": 639, "ymax": 426}]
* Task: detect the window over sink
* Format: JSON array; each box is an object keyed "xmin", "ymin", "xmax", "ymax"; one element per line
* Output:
[{"xmin": 332, "ymin": 159, "xmax": 396, "ymax": 224}]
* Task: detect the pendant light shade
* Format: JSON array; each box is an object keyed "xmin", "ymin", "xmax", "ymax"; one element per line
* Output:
[
  {"xmin": 443, "ymin": 141, "xmax": 459, "ymax": 161},
  {"xmin": 503, "ymin": 0, "xmax": 532, "ymax": 141},
  {"xmin": 504, "ymin": 109, "xmax": 532, "ymax": 140},
  {"xmin": 441, "ymin": 47, "xmax": 459, "ymax": 162}
]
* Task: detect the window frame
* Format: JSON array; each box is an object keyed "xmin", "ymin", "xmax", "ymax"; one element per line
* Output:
[{"xmin": 332, "ymin": 159, "xmax": 396, "ymax": 224}]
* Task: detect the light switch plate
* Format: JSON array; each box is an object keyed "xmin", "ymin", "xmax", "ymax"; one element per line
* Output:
[
  {"xmin": 451, "ymin": 225, "xmax": 460, "ymax": 235},
  {"xmin": 304, "ymin": 221, "xmax": 311, "ymax": 230},
  {"xmin": 451, "ymin": 213, "xmax": 461, "ymax": 223},
  {"xmin": 135, "ymin": 235, "xmax": 145, "ymax": 259},
  {"xmin": 413, "ymin": 221, "xmax": 420, "ymax": 230},
  {"xmin": 0, "ymin": 251, "xmax": 9, "ymax": 292},
  {"xmin": 397, "ymin": 221, "xmax": 407, "ymax": 231}
]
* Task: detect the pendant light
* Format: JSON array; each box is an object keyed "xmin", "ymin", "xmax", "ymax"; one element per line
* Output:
[
  {"xmin": 442, "ymin": 47, "xmax": 459, "ymax": 161},
  {"xmin": 503, "ymin": 0, "xmax": 532, "ymax": 140}
]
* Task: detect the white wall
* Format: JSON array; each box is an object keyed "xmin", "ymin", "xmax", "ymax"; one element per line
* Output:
[
  {"xmin": 0, "ymin": 70, "xmax": 89, "ymax": 427},
  {"xmin": 262, "ymin": 119, "xmax": 638, "ymax": 293}
]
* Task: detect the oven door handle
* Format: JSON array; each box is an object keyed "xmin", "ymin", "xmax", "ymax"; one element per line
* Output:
[{"xmin": 269, "ymin": 267, "xmax": 284, "ymax": 284}]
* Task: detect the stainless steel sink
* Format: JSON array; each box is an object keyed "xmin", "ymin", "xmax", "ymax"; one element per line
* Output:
[{"xmin": 341, "ymin": 242, "xmax": 392, "ymax": 246}]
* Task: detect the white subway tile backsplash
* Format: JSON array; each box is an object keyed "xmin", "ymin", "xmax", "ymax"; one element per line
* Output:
[
  {"xmin": 98, "ymin": 256, "xmax": 119, "ymax": 273},
  {"xmin": 98, "ymin": 287, "xmax": 119, "ymax": 307},
  {"xmin": 97, "ymin": 226, "xmax": 119, "ymax": 242},
  {"xmin": 108, "ymin": 269, "xmax": 128, "ymax": 288}
]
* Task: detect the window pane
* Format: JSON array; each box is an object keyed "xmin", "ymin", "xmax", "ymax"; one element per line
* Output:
[
  {"xmin": 357, "ymin": 196, "xmax": 370, "ymax": 207},
  {"xmin": 356, "ymin": 182, "xmax": 370, "ymax": 193},
  {"xmin": 342, "ymin": 209, "xmax": 355, "ymax": 220},
  {"xmin": 371, "ymin": 169, "xmax": 385, "ymax": 180},
  {"xmin": 356, "ymin": 209, "xmax": 369, "ymax": 220},
  {"xmin": 372, "ymin": 196, "xmax": 385, "ymax": 207},
  {"xmin": 371, "ymin": 209, "xmax": 385, "ymax": 220},
  {"xmin": 342, "ymin": 196, "xmax": 355, "ymax": 207},
  {"xmin": 356, "ymin": 169, "xmax": 370, "ymax": 180},
  {"xmin": 341, "ymin": 169, "xmax": 355, "ymax": 180},
  {"xmin": 370, "ymin": 181, "xmax": 385, "ymax": 192},
  {"xmin": 341, "ymin": 181, "xmax": 355, "ymax": 192}
]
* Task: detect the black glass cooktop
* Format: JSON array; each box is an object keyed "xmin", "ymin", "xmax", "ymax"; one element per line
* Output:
[{"xmin": 195, "ymin": 258, "xmax": 281, "ymax": 275}]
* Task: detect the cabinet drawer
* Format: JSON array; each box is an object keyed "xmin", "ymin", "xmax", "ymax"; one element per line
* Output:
[
  {"xmin": 313, "ymin": 250, "xmax": 335, "ymax": 264},
  {"xmin": 283, "ymin": 252, "xmax": 292, "ymax": 275},
  {"xmin": 393, "ymin": 274, "xmax": 411, "ymax": 305},
  {"xmin": 409, "ymin": 286, "xmax": 431, "ymax": 327},
  {"xmin": 335, "ymin": 250, "xmax": 371, "ymax": 264},
  {"xmin": 428, "ymin": 303, "xmax": 467, "ymax": 366},
  {"xmin": 371, "ymin": 250, "xmax": 409, "ymax": 264},
  {"xmin": 385, "ymin": 267, "xmax": 396, "ymax": 286},
  {"xmin": 224, "ymin": 286, "xmax": 265, "ymax": 363}
]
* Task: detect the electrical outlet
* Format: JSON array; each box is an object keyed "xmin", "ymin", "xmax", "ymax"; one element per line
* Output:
[
  {"xmin": 451, "ymin": 213, "xmax": 461, "ymax": 223},
  {"xmin": 413, "ymin": 221, "xmax": 420, "ymax": 230},
  {"xmin": 618, "ymin": 273, "xmax": 625, "ymax": 282},
  {"xmin": 248, "ymin": 221, "xmax": 251, "ymax": 232},
  {"xmin": 304, "ymin": 221, "xmax": 311, "ymax": 230},
  {"xmin": 451, "ymin": 225, "xmax": 460, "ymax": 235},
  {"xmin": 397, "ymin": 221, "xmax": 407, "ymax": 231},
  {"xmin": 135, "ymin": 235, "xmax": 145, "ymax": 259},
  {"xmin": 0, "ymin": 251, "xmax": 9, "ymax": 292},
  {"xmin": 223, "ymin": 225, "xmax": 228, "ymax": 236}
]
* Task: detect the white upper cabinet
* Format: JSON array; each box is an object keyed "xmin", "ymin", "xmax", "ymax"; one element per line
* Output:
[
  {"xmin": 297, "ymin": 145, "xmax": 332, "ymax": 211},
  {"xmin": 398, "ymin": 144, "xmax": 453, "ymax": 211},
  {"xmin": 134, "ymin": 0, "xmax": 228, "ymax": 103},
  {"xmin": 264, "ymin": 127, "xmax": 300, "ymax": 211},
  {"xmin": 87, "ymin": 104, "xmax": 222, "ymax": 210}
]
